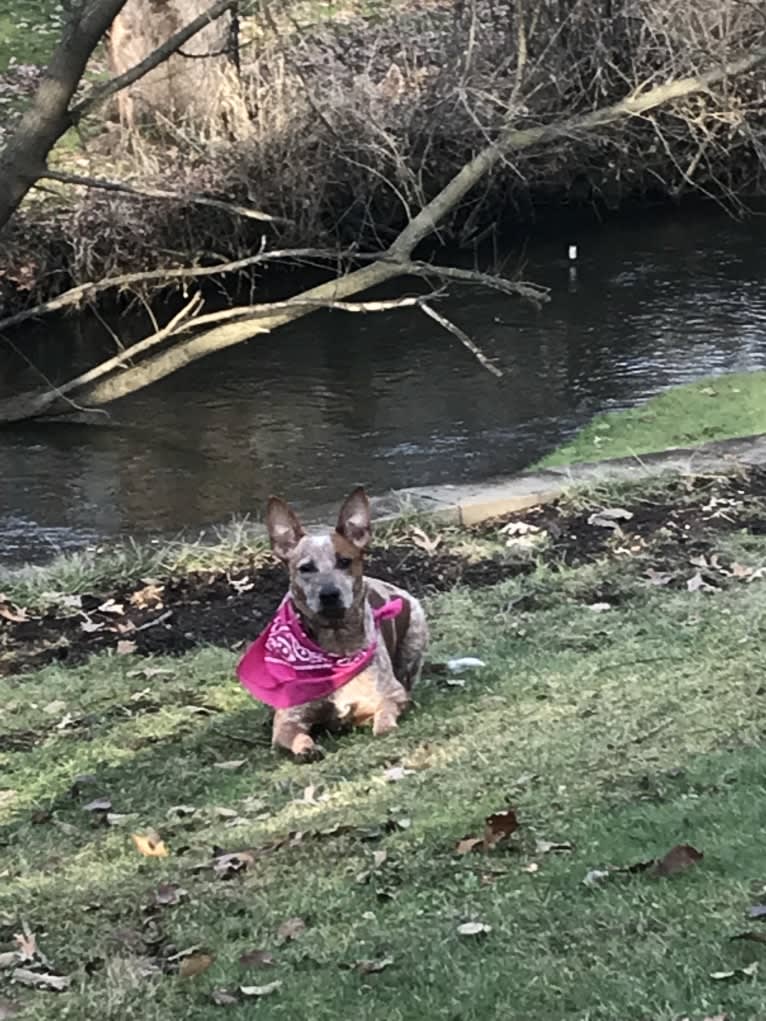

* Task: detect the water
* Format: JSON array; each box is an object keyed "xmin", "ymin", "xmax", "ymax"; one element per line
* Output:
[{"xmin": 2, "ymin": 206, "xmax": 766, "ymax": 564}]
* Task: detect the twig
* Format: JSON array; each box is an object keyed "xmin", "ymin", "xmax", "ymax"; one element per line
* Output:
[
  {"xmin": 420, "ymin": 302, "xmax": 503, "ymax": 378},
  {"xmin": 39, "ymin": 169, "xmax": 287, "ymax": 223},
  {"xmin": 135, "ymin": 610, "xmax": 174, "ymax": 632},
  {"xmin": 406, "ymin": 260, "xmax": 549, "ymax": 305}
]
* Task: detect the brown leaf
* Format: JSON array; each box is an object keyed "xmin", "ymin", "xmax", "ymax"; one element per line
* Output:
[
  {"xmin": 11, "ymin": 968, "xmax": 70, "ymax": 991},
  {"xmin": 483, "ymin": 808, "xmax": 519, "ymax": 849},
  {"xmin": 212, "ymin": 850, "xmax": 254, "ymax": 879},
  {"xmin": 131, "ymin": 830, "xmax": 169, "ymax": 858},
  {"xmin": 354, "ymin": 956, "xmax": 394, "ymax": 974},
  {"xmin": 239, "ymin": 949, "xmax": 275, "ymax": 969},
  {"xmin": 653, "ymin": 843, "xmax": 703, "ymax": 877},
  {"xmin": 455, "ymin": 837, "xmax": 484, "ymax": 855},
  {"xmin": 179, "ymin": 953, "xmax": 215, "ymax": 978},
  {"xmin": 116, "ymin": 640, "xmax": 137, "ymax": 656},
  {"xmin": 154, "ymin": 882, "xmax": 187, "ymax": 906},
  {"xmin": 0, "ymin": 603, "xmax": 28, "ymax": 623},
  {"xmin": 130, "ymin": 584, "xmax": 164, "ymax": 609},
  {"xmin": 13, "ymin": 932, "xmax": 37, "ymax": 960},
  {"xmin": 0, "ymin": 997, "xmax": 21, "ymax": 1019},
  {"xmin": 276, "ymin": 917, "xmax": 306, "ymax": 943},
  {"xmin": 240, "ymin": 981, "xmax": 281, "ymax": 997}
]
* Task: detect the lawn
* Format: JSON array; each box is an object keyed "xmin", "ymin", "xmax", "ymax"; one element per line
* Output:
[
  {"xmin": 538, "ymin": 370, "xmax": 766, "ymax": 468},
  {"xmin": 2, "ymin": 472, "xmax": 766, "ymax": 1020}
]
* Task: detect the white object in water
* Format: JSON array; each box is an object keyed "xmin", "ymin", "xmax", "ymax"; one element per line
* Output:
[
  {"xmin": 568, "ymin": 244, "xmax": 578, "ymax": 261},
  {"xmin": 447, "ymin": 657, "xmax": 486, "ymax": 673}
]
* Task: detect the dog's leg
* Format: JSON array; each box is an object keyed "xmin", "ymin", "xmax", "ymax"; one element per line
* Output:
[
  {"xmin": 272, "ymin": 710, "xmax": 321, "ymax": 759},
  {"xmin": 372, "ymin": 703, "xmax": 401, "ymax": 736}
]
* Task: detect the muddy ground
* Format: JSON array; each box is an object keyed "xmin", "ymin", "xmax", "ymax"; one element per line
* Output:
[{"xmin": 2, "ymin": 469, "xmax": 765, "ymax": 677}]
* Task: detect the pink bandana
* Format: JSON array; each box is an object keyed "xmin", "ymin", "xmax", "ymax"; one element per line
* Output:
[{"xmin": 237, "ymin": 596, "xmax": 404, "ymax": 709}]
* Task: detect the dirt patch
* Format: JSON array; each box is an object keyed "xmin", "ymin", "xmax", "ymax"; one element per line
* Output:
[{"xmin": 0, "ymin": 546, "xmax": 530, "ymax": 677}]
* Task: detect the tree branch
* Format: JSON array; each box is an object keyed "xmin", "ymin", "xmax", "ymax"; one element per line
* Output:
[{"xmin": 420, "ymin": 302, "xmax": 503, "ymax": 378}]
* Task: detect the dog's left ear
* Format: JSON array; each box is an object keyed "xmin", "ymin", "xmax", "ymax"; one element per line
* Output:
[{"xmin": 336, "ymin": 486, "xmax": 371, "ymax": 550}]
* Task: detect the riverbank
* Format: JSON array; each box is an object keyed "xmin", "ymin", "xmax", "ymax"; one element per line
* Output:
[
  {"xmin": 2, "ymin": 0, "xmax": 765, "ymax": 311},
  {"xmin": 2, "ymin": 468, "xmax": 766, "ymax": 1019}
]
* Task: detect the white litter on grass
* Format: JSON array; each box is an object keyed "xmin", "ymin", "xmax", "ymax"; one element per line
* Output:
[{"xmin": 447, "ymin": 657, "xmax": 486, "ymax": 673}]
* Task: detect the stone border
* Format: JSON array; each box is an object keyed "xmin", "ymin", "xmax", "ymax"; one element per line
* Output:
[{"xmin": 353, "ymin": 432, "xmax": 766, "ymax": 528}]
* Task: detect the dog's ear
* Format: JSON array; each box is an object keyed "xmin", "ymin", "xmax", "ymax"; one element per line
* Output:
[
  {"xmin": 336, "ymin": 487, "xmax": 371, "ymax": 550},
  {"xmin": 266, "ymin": 497, "xmax": 305, "ymax": 561}
]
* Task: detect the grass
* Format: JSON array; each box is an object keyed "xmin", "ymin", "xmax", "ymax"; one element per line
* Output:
[
  {"xmin": 3, "ymin": 478, "xmax": 766, "ymax": 1019},
  {"xmin": 537, "ymin": 370, "xmax": 766, "ymax": 468},
  {"xmin": 0, "ymin": 0, "xmax": 63, "ymax": 71}
]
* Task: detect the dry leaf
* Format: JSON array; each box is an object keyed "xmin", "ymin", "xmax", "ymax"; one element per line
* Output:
[
  {"xmin": 455, "ymin": 836, "xmax": 484, "ymax": 855},
  {"xmin": 583, "ymin": 869, "xmax": 611, "ymax": 887},
  {"xmin": 116, "ymin": 640, "xmax": 137, "ymax": 656},
  {"xmin": 536, "ymin": 840, "xmax": 574, "ymax": 854},
  {"xmin": 239, "ymin": 950, "xmax": 275, "ymax": 969},
  {"xmin": 240, "ymin": 981, "xmax": 281, "ymax": 997},
  {"xmin": 276, "ymin": 917, "xmax": 305, "ymax": 943},
  {"xmin": 80, "ymin": 618, "xmax": 104, "ymax": 633},
  {"xmin": 409, "ymin": 526, "xmax": 442, "ymax": 553},
  {"xmin": 710, "ymin": 962, "xmax": 758, "ymax": 981},
  {"xmin": 0, "ymin": 603, "xmax": 28, "ymax": 623},
  {"xmin": 154, "ymin": 882, "xmax": 187, "ymax": 906},
  {"xmin": 130, "ymin": 584, "xmax": 164, "ymax": 609},
  {"xmin": 653, "ymin": 843, "xmax": 703, "ymax": 877},
  {"xmin": 383, "ymin": 766, "xmax": 414, "ymax": 783},
  {"xmin": 354, "ymin": 956, "xmax": 394, "ymax": 974},
  {"xmin": 483, "ymin": 808, "xmax": 519, "ymax": 849},
  {"xmin": 687, "ymin": 572, "xmax": 715, "ymax": 593},
  {"xmin": 372, "ymin": 850, "xmax": 388, "ymax": 868},
  {"xmin": 11, "ymin": 968, "xmax": 70, "ymax": 991},
  {"xmin": 457, "ymin": 921, "xmax": 491, "ymax": 936},
  {"xmin": 645, "ymin": 568, "xmax": 673, "ymax": 587},
  {"xmin": 98, "ymin": 599, "xmax": 125, "ymax": 615},
  {"xmin": 127, "ymin": 666, "xmax": 174, "ymax": 680},
  {"xmin": 212, "ymin": 850, "xmax": 255, "ymax": 879},
  {"xmin": 588, "ymin": 508, "xmax": 633, "ymax": 531},
  {"xmin": 211, "ymin": 989, "xmax": 240, "ymax": 1006},
  {"xmin": 213, "ymin": 760, "xmax": 247, "ymax": 771},
  {"xmin": 179, "ymin": 952, "xmax": 215, "ymax": 978},
  {"xmin": 83, "ymin": 797, "xmax": 112, "ymax": 813},
  {"xmin": 131, "ymin": 830, "xmax": 169, "ymax": 858}
]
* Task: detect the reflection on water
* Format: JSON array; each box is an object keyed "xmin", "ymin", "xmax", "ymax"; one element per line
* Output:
[{"xmin": 2, "ymin": 207, "xmax": 766, "ymax": 563}]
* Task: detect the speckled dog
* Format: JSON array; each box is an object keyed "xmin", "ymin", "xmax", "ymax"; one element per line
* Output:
[{"xmin": 238, "ymin": 488, "xmax": 428, "ymax": 758}]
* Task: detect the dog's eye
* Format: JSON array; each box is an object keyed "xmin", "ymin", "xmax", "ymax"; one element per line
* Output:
[
  {"xmin": 335, "ymin": 555, "xmax": 353, "ymax": 570},
  {"xmin": 298, "ymin": 561, "xmax": 317, "ymax": 574}
]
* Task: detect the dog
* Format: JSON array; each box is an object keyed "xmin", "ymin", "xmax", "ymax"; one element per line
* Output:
[{"xmin": 237, "ymin": 487, "xmax": 428, "ymax": 758}]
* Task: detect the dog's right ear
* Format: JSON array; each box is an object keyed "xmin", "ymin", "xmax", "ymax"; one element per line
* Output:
[{"xmin": 266, "ymin": 497, "xmax": 305, "ymax": 561}]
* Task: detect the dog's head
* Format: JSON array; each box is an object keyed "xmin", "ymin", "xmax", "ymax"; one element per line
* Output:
[{"xmin": 266, "ymin": 487, "xmax": 371, "ymax": 624}]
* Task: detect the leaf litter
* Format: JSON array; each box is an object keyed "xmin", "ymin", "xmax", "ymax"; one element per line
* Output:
[
  {"xmin": 456, "ymin": 807, "xmax": 519, "ymax": 854},
  {"xmin": 583, "ymin": 843, "xmax": 703, "ymax": 885}
]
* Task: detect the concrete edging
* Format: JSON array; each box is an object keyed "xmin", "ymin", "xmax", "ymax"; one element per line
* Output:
[{"xmin": 360, "ymin": 432, "xmax": 766, "ymax": 528}]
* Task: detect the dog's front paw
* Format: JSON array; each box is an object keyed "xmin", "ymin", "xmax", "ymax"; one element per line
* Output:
[{"xmin": 291, "ymin": 733, "xmax": 324, "ymax": 761}]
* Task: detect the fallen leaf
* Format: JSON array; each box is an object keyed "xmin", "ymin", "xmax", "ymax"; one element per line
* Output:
[
  {"xmin": 154, "ymin": 882, "xmax": 187, "ymax": 906},
  {"xmin": 83, "ymin": 797, "xmax": 112, "ymax": 813},
  {"xmin": 483, "ymin": 808, "xmax": 519, "ymax": 849},
  {"xmin": 372, "ymin": 850, "xmax": 388, "ymax": 868},
  {"xmin": 212, "ymin": 850, "xmax": 255, "ymax": 879},
  {"xmin": 500, "ymin": 520, "xmax": 541, "ymax": 537},
  {"xmin": 653, "ymin": 843, "xmax": 703, "ymax": 877},
  {"xmin": 748, "ymin": 904, "xmax": 766, "ymax": 919},
  {"xmin": 455, "ymin": 836, "xmax": 485, "ymax": 855},
  {"xmin": 211, "ymin": 989, "xmax": 240, "ymax": 1006},
  {"xmin": 213, "ymin": 807, "xmax": 239, "ymax": 820},
  {"xmin": 179, "ymin": 952, "xmax": 215, "ymax": 978},
  {"xmin": 131, "ymin": 830, "xmax": 169, "ymax": 858},
  {"xmin": 130, "ymin": 584, "xmax": 164, "ymax": 609},
  {"xmin": 98, "ymin": 599, "xmax": 125, "ymax": 616},
  {"xmin": 687, "ymin": 571, "xmax": 715, "ymax": 593},
  {"xmin": 645, "ymin": 568, "xmax": 673, "ymax": 587},
  {"xmin": 354, "ymin": 956, "xmax": 394, "ymax": 974},
  {"xmin": 79, "ymin": 618, "xmax": 104, "ymax": 634},
  {"xmin": 240, "ymin": 981, "xmax": 282, "ymax": 997},
  {"xmin": 588, "ymin": 507, "xmax": 633, "ymax": 531},
  {"xmin": 710, "ymin": 962, "xmax": 758, "ymax": 981},
  {"xmin": 166, "ymin": 804, "xmax": 197, "ymax": 820},
  {"xmin": 11, "ymin": 968, "xmax": 70, "ymax": 991},
  {"xmin": 106, "ymin": 812, "xmax": 138, "ymax": 827},
  {"xmin": 276, "ymin": 917, "xmax": 305, "ymax": 943},
  {"xmin": 583, "ymin": 868, "xmax": 611, "ymax": 887},
  {"xmin": 0, "ymin": 997, "xmax": 21, "ymax": 1019},
  {"xmin": 730, "ymin": 931, "xmax": 766, "ymax": 945},
  {"xmin": 301, "ymin": 784, "xmax": 326, "ymax": 804},
  {"xmin": 535, "ymin": 840, "xmax": 574, "ymax": 854},
  {"xmin": 230, "ymin": 576, "xmax": 254, "ymax": 594},
  {"xmin": 457, "ymin": 921, "xmax": 491, "ymax": 936},
  {"xmin": 213, "ymin": 760, "xmax": 247, "ymax": 771},
  {"xmin": 522, "ymin": 862, "xmax": 539, "ymax": 874},
  {"xmin": 409, "ymin": 526, "xmax": 442, "ymax": 553},
  {"xmin": 116, "ymin": 640, "xmax": 137, "ymax": 656},
  {"xmin": 13, "ymin": 932, "xmax": 37, "ymax": 960},
  {"xmin": 383, "ymin": 766, "xmax": 414, "ymax": 783},
  {"xmin": 239, "ymin": 950, "xmax": 275, "ymax": 969},
  {"xmin": 0, "ymin": 603, "xmax": 28, "ymax": 623},
  {"xmin": 127, "ymin": 666, "xmax": 174, "ymax": 680}
]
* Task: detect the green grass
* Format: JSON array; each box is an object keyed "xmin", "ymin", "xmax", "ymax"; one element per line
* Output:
[
  {"xmin": 3, "ymin": 484, "xmax": 766, "ymax": 1019},
  {"xmin": 538, "ymin": 370, "xmax": 766, "ymax": 468},
  {"xmin": 0, "ymin": 0, "xmax": 63, "ymax": 71}
]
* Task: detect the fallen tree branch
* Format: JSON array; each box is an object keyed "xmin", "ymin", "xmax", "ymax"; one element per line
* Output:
[
  {"xmin": 406, "ymin": 261, "xmax": 549, "ymax": 305},
  {"xmin": 420, "ymin": 302, "xmax": 503, "ymax": 378},
  {"xmin": 39, "ymin": 169, "xmax": 287, "ymax": 223}
]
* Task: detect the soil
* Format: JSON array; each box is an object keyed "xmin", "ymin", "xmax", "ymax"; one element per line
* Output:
[{"xmin": 2, "ymin": 468, "xmax": 766, "ymax": 677}]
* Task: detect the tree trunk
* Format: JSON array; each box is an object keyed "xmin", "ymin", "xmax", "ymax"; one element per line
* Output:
[
  {"xmin": 0, "ymin": 0, "xmax": 127, "ymax": 228},
  {"xmin": 106, "ymin": 0, "xmax": 249, "ymax": 138}
]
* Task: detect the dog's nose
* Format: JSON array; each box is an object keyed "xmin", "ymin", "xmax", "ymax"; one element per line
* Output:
[{"xmin": 319, "ymin": 585, "xmax": 342, "ymax": 607}]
